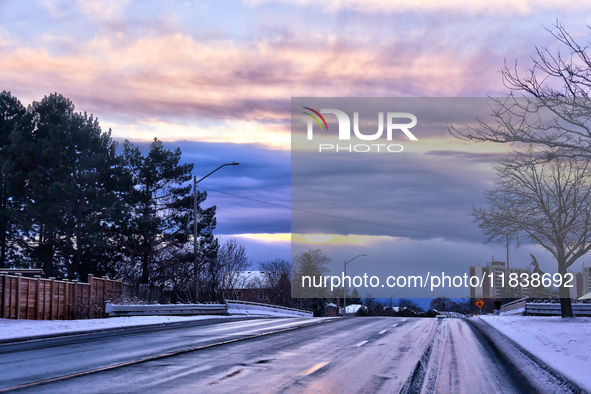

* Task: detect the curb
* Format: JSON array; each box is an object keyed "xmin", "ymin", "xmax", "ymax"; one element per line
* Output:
[
  {"xmin": 0, "ymin": 316, "xmax": 255, "ymax": 345},
  {"xmin": 468, "ymin": 317, "xmax": 585, "ymax": 394}
]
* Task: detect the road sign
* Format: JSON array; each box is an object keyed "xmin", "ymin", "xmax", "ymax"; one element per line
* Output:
[{"xmin": 475, "ymin": 299, "xmax": 484, "ymax": 308}]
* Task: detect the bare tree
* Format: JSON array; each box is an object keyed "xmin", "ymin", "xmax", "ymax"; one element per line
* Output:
[
  {"xmin": 291, "ymin": 249, "xmax": 331, "ymax": 315},
  {"xmin": 258, "ymin": 258, "xmax": 291, "ymax": 307},
  {"xmin": 429, "ymin": 297, "xmax": 458, "ymax": 312},
  {"xmin": 449, "ymin": 22, "xmax": 591, "ymax": 160},
  {"xmin": 473, "ymin": 149, "xmax": 591, "ymax": 317},
  {"xmin": 207, "ymin": 238, "xmax": 250, "ymax": 302},
  {"xmin": 448, "ymin": 22, "xmax": 591, "ymax": 318}
]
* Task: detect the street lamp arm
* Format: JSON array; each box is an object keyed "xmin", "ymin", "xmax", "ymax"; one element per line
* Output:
[
  {"xmin": 195, "ymin": 162, "xmax": 239, "ymax": 185},
  {"xmin": 345, "ymin": 254, "xmax": 366, "ymax": 266},
  {"xmin": 193, "ymin": 161, "xmax": 239, "ymax": 303}
]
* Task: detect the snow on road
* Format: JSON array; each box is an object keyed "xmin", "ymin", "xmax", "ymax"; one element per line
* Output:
[
  {"xmin": 0, "ymin": 315, "xmax": 235, "ymax": 341},
  {"xmin": 480, "ymin": 315, "xmax": 591, "ymax": 392}
]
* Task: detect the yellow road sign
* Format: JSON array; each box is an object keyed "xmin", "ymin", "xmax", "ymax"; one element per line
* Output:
[{"xmin": 475, "ymin": 299, "xmax": 484, "ymax": 308}]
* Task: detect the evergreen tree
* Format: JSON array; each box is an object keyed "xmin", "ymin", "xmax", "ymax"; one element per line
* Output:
[
  {"xmin": 0, "ymin": 91, "xmax": 25, "ymax": 266},
  {"xmin": 122, "ymin": 138, "xmax": 217, "ymax": 286},
  {"xmin": 292, "ymin": 248, "xmax": 330, "ymax": 298},
  {"xmin": 4, "ymin": 93, "xmax": 130, "ymax": 278},
  {"xmin": 349, "ymin": 288, "xmax": 362, "ymax": 305}
]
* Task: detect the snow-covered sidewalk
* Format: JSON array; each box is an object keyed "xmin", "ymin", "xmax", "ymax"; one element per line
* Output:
[
  {"xmin": 480, "ymin": 315, "xmax": 591, "ymax": 392},
  {"xmin": 0, "ymin": 315, "xmax": 235, "ymax": 342}
]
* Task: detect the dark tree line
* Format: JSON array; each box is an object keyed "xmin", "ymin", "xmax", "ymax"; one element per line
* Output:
[{"xmin": 0, "ymin": 91, "xmax": 218, "ymax": 300}]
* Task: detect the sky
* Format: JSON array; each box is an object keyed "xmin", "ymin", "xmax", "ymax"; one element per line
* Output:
[{"xmin": 2, "ymin": 0, "xmax": 591, "ymax": 301}]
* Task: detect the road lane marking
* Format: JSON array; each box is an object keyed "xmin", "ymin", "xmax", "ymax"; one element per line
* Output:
[
  {"xmin": 355, "ymin": 340, "xmax": 369, "ymax": 347},
  {"xmin": 379, "ymin": 330, "xmax": 387, "ymax": 335},
  {"xmin": 391, "ymin": 324, "xmax": 398, "ymax": 327},
  {"xmin": 300, "ymin": 362, "xmax": 329, "ymax": 376}
]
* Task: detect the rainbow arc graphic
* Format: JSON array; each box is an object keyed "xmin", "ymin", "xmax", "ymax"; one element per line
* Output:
[{"xmin": 302, "ymin": 107, "xmax": 328, "ymax": 131}]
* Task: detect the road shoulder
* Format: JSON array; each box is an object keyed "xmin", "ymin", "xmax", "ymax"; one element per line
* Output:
[{"xmin": 469, "ymin": 317, "xmax": 585, "ymax": 394}]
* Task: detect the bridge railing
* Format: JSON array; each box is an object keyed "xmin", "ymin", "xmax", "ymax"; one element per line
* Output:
[
  {"xmin": 500, "ymin": 298, "xmax": 528, "ymax": 315},
  {"xmin": 105, "ymin": 300, "xmax": 313, "ymax": 318},
  {"xmin": 105, "ymin": 303, "xmax": 226, "ymax": 317},
  {"xmin": 225, "ymin": 300, "xmax": 313, "ymax": 317},
  {"xmin": 524, "ymin": 302, "xmax": 591, "ymax": 316},
  {"xmin": 499, "ymin": 298, "xmax": 591, "ymax": 316}
]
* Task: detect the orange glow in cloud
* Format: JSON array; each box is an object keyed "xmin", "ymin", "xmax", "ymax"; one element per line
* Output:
[
  {"xmin": 292, "ymin": 233, "xmax": 409, "ymax": 246},
  {"xmin": 235, "ymin": 233, "xmax": 292, "ymax": 243},
  {"xmin": 0, "ymin": 29, "xmax": 502, "ymax": 147}
]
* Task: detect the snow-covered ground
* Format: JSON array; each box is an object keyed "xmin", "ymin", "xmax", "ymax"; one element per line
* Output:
[
  {"xmin": 0, "ymin": 315, "xmax": 234, "ymax": 341},
  {"xmin": 480, "ymin": 315, "xmax": 591, "ymax": 392}
]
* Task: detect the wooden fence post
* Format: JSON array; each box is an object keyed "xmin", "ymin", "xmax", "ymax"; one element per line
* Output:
[
  {"xmin": 24, "ymin": 277, "xmax": 30, "ymax": 319},
  {"xmin": 42, "ymin": 278, "xmax": 47, "ymax": 320},
  {"xmin": 88, "ymin": 274, "xmax": 94, "ymax": 318},
  {"xmin": 102, "ymin": 277, "xmax": 107, "ymax": 306},
  {"xmin": 55, "ymin": 281, "xmax": 59, "ymax": 320},
  {"xmin": 35, "ymin": 276, "xmax": 41, "ymax": 320},
  {"xmin": 49, "ymin": 277, "xmax": 55, "ymax": 320},
  {"xmin": 73, "ymin": 280, "xmax": 78, "ymax": 320},
  {"xmin": 64, "ymin": 279, "xmax": 69, "ymax": 320},
  {"xmin": 16, "ymin": 273, "xmax": 21, "ymax": 320},
  {"xmin": 1, "ymin": 273, "xmax": 6, "ymax": 319}
]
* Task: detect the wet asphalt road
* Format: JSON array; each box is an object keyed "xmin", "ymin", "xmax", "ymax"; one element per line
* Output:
[{"xmin": 1, "ymin": 317, "xmax": 541, "ymax": 393}]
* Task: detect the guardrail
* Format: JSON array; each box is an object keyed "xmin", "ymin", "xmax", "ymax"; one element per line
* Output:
[
  {"xmin": 524, "ymin": 302, "xmax": 591, "ymax": 316},
  {"xmin": 499, "ymin": 298, "xmax": 527, "ymax": 315},
  {"xmin": 105, "ymin": 303, "xmax": 226, "ymax": 317},
  {"xmin": 225, "ymin": 300, "xmax": 313, "ymax": 317},
  {"xmin": 105, "ymin": 300, "xmax": 313, "ymax": 318},
  {"xmin": 500, "ymin": 298, "xmax": 591, "ymax": 316}
]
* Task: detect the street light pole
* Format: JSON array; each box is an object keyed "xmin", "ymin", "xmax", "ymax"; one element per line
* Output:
[
  {"xmin": 390, "ymin": 291, "xmax": 404, "ymax": 308},
  {"xmin": 193, "ymin": 162, "xmax": 239, "ymax": 303},
  {"xmin": 343, "ymin": 254, "xmax": 366, "ymax": 315}
]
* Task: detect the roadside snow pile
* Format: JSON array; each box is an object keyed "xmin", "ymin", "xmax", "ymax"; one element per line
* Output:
[
  {"xmin": 0, "ymin": 315, "xmax": 233, "ymax": 342},
  {"xmin": 481, "ymin": 315, "xmax": 591, "ymax": 392}
]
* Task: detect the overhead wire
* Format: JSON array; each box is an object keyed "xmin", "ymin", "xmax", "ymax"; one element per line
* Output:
[{"xmin": 199, "ymin": 187, "xmax": 483, "ymax": 238}]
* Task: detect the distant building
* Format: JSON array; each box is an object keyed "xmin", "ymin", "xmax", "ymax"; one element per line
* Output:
[
  {"xmin": 224, "ymin": 271, "xmax": 271, "ymax": 303},
  {"xmin": 326, "ymin": 303, "xmax": 339, "ymax": 317},
  {"xmin": 569, "ymin": 266, "xmax": 591, "ymax": 299},
  {"xmin": 341, "ymin": 304, "xmax": 365, "ymax": 315},
  {"xmin": 470, "ymin": 260, "xmax": 533, "ymax": 299}
]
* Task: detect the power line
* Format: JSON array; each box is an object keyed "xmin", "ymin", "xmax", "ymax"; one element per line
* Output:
[{"xmin": 199, "ymin": 187, "xmax": 482, "ymax": 238}]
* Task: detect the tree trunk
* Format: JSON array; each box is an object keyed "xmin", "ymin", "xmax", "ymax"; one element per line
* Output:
[
  {"xmin": 558, "ymin": 264, "xmax": 573, "ymax": 318},
  {"xmin": 141, "ymin": 258, "xmax": 149, "ymax": 284},
  {"xmin": 0, "ymin": 177, "xmax": 7, "ymax": 266}
]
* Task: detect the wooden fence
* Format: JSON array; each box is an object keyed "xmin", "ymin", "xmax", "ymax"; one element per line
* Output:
[{"xmin": 0, "ymin": 273, "xmax": 122, "ymax": 320}]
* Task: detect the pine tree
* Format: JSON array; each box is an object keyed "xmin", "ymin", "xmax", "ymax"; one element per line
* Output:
[
  {"xmin": 349, "ymin": 288, "xmax": 362, "ymax": 305},
  {"xmin": 5, "ymin": 93, "xmax": 130, "ymax": 278},
  {"xmin": 122, "ymin": 138, "xmax": 217, "ymax": 286},
  {"xmin": 0, "ymin": 91, "xmax": 25, "ymax": 266}
]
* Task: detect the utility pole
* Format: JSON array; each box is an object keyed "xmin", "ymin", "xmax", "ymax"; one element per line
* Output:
[
  {"xmin": 192, "ymin": 162, "xmax": 239, "ymax": 303},
  {"xmin": 343, "ymin": 254, "xmax": 366, "ymax": 315},
  {"xmin": 193, "ymin": 175, "xmax": 199, "ymax": 303}
]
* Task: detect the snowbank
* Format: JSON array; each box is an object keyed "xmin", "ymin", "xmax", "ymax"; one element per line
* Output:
[
  {"xmin": 481, "ymin": 315, "xmax": 591, "ymax": 392},
  {"xmin": 0, "ymin": 315, "xmax": 234, "ymax": 342}
]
